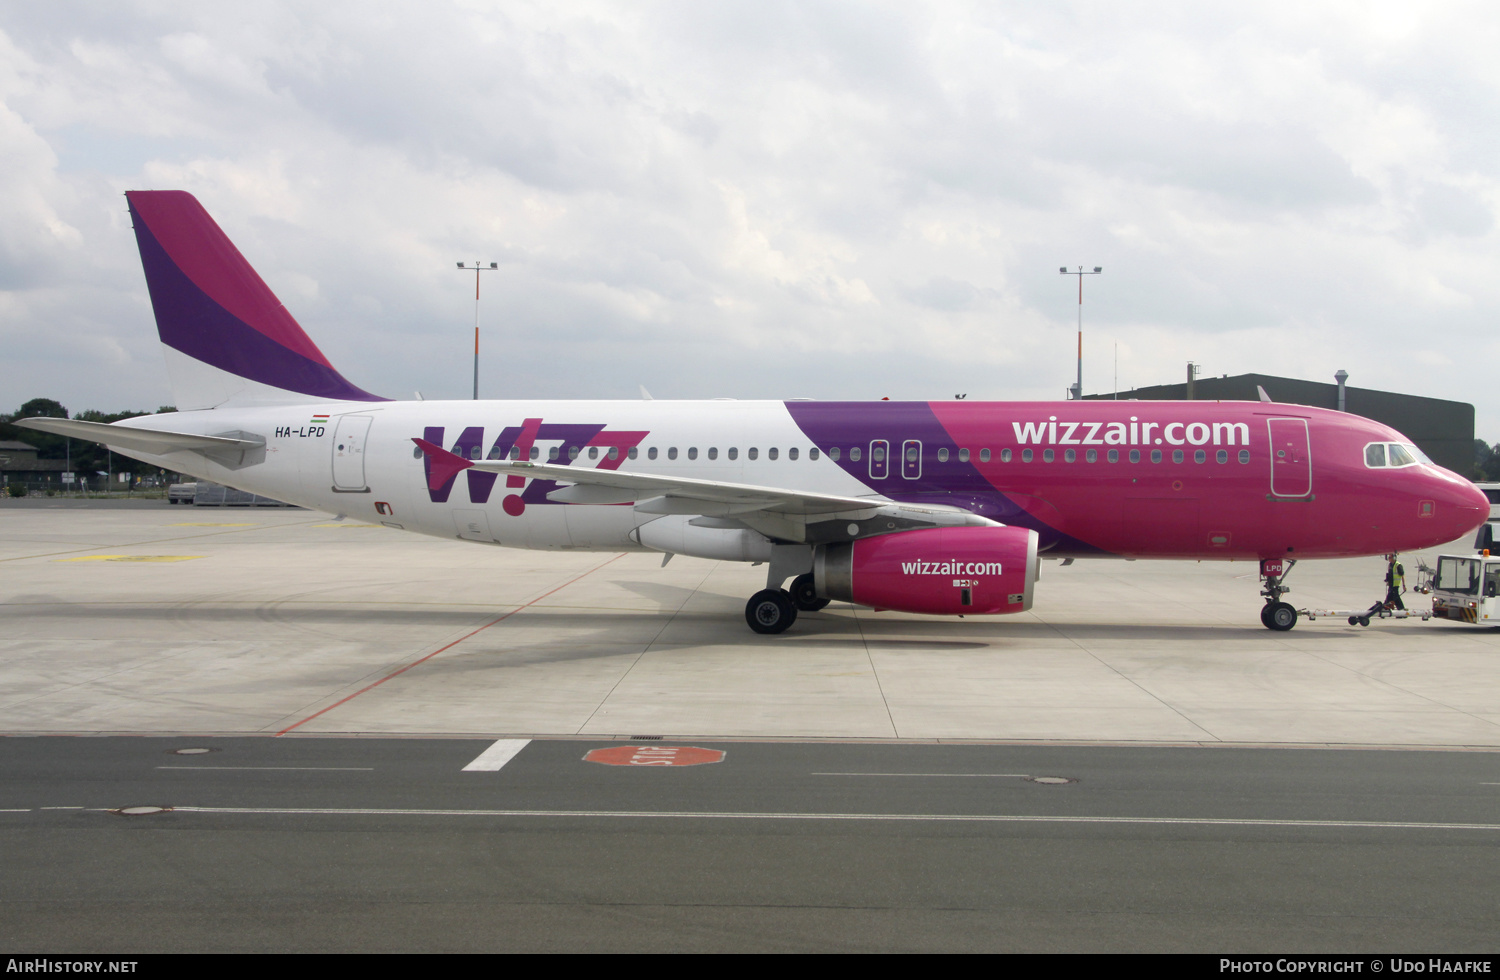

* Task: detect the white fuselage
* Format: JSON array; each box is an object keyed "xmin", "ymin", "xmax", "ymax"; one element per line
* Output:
[{"xmin": 117, "ymin": 399, "xmax": 879, "ymax": 550}]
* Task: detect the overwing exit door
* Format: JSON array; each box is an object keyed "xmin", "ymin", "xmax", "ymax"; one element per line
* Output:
[
  {"xmin": 332, "ymin": 415, "xmax": 373, "ymax": 491},
  {"xmin": 1267, "ymin": 418, "xmax": 1311, "ymax": 497}
]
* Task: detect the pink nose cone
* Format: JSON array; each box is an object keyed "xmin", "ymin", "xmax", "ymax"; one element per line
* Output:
[{"xmin": 1433, "ymin": 475, "xmax": 1490, "ymax": 545}]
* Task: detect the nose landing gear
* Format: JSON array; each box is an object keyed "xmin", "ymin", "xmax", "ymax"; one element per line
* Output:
[{"xmin": 1259, "ymin": 558, "xmax": 1298, "ymax": 631}]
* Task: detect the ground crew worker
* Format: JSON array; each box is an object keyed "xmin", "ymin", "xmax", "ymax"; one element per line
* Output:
[{"xmin": 1385, "ymin": 554, "xmax": 1406, "ymax": 610}]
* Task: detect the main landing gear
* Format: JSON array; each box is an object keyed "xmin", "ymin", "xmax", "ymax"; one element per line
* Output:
[
  {"xmin": 746, "ymin": 589, "xmax": 797, "ymax": 634},
  {"xmin": 1259, "ymin": 558, "xmax": 1298, "ymax": 631},
  {"xmin": 745, "ymin": 573, "xmax": 829, "ymax": 634},
  {"xmin": 790, "ymin": 573, "xmax": 830, "ymax": 612}
]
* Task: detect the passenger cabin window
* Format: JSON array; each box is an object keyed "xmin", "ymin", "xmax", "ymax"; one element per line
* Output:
[
  {"xmin": 829, "ymin": 447, "xmax": 841, "ymax": 461},
  {"xmin": 1021, "ymin": 449, "xmax": 1032, "ymax": 462},
  {"xmin": 979, "ymin": 449, "xmax": 991, "ymax": 462},
  {"xmin": 549, "ymin": 446, "xmax": 560, "ymax": 461},
  {"xmin": 668, "ymin": 447, "xmax": 678, "ymax": 460},
  {"xmin": 628, "ymin": 447, "xmax": 638, "ymax": 460},
  {"xmin": 789, "ymin": 447, "xmax": 799, "ymax": 460},
  {"xmin": 1216, "ymin": 449, "xmax": 1228, "ymax": 464},
  {"xmin": 937, "ymin": 448, "xmax": 949, "ymax": 462},
  {"xmin": 728, "ymin": 448, "xmax": 738, "ymax": 460},
  {"xmin": 1129, "ymin": 449, "xmax": 1141, "ymax": 463},
  {"xmin": 1086, "ymin": 449, "xmax": 1097, "ymax": 463},
  {"xmin": 769, "ymin": 448, "xmax": 779, "ymax": 460},
  {"xmin": 707, "ymin": 447, "xmax": 717, "ymax": 460},
  {"xmin": 1172, "ymin": 449, "xmax": 1183, "ymax": 464},
  {"xmin": 608, "ymin": 447, "xmax": 619, "ymax": 460},
  {"xmin": 809, "ymin": 448, "xmax": 820, "ymax": 460},
  {"xmin": 748, "ymin": 448, "xmax": 758, "ymax": 460},
  {"xmin": 958, "ymin": 448, "xmax": 970, "ymax": 462},
  {"xmin": 509, "ymin": 447, "xmax": 521, "ymax": 460},
  {"xmin": 532, "ymin": 446, "xmax": 540, "ymax": 459},
  {"xmin": 1000, "ymin": 449, "xmax": 1011, "ymax": 463},
  {"xmin": 1064, "ymin": 449, "xmax": 1075, "ymax": 463},
  {"xmin": 569, "ymin": 446, "xmax": 580, "ymax": 460},
  {"xmin": 1043, "ymin": 449, "xmax": 1055, "ymax": 462},
  {"xmin": 687, "ymin": 447, "xmax": 697, "ymax": 460},
  {"xmin": 1108, "ymin": 449, "xmax": 1119, "ymax": 463},
  {"xmin": 588, "ymin": 447, "xmax": 599, "ymax": 460},
  {"xmin": 850, "ymin": 447, "xmax": 862, "ymax": 462},
  {"xmin": 648, "ymin": 447, "xmax": 658, "ymax": 460}
]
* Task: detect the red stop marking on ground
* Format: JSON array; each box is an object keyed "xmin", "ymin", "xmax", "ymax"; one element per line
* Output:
[{"xmin": 584, "ymin": 746, "xmax": 725, "ymax": 767}]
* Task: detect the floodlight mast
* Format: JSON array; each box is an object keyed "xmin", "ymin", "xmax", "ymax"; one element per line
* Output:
[
  {"xmin": 456, "ymin": 260, "xmax": 498, "ymax": 399},
  {"xmin": 1059, "ymin": 265, "xmax": 1103, "ymax": 400}
]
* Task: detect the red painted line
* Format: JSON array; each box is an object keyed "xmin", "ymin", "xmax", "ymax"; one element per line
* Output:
[{"xmin": 275, "ymin": 554, "xmax": 624, "ymax": 735}]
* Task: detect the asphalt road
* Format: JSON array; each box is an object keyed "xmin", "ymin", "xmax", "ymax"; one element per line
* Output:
[{"xmin": 2, "ymin": 737, "xmax": 1497, "ymax": 952}]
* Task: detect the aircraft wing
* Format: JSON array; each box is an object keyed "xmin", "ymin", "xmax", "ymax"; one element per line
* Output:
[
  {"xmin": 16, "ymin": 417, "xmax": 265, "ymax": 457},
  {"xmin": 413, "ymin": 438, "xmax": 889, "ymax": 517}
]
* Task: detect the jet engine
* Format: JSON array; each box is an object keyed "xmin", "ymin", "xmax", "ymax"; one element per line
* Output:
[{"xmin": 813, "ymin": 526, "xmax": 1039, "ymax": 616}]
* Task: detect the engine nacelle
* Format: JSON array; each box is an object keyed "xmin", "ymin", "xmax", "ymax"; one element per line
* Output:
[{"xmin": 814, "ymin": 526, "xmax": 1039, "ymax": 616}]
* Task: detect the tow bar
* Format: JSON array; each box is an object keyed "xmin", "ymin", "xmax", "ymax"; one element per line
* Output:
[{"xmin": 1300, "ymin": 604, "xmax": 1431, "ymax": 627}]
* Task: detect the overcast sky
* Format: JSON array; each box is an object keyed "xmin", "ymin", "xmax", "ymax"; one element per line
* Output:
[{"xmin": 4, "ymin": 2, "xmax": 1500, "ymax": 435}]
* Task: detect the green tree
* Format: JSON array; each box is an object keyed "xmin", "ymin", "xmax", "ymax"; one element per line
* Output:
[{"xmin": 0, "ymin": 399, "xmax": 69, "ymax": 459}]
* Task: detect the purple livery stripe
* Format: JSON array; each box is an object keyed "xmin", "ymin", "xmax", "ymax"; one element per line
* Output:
[
  {"xmin": 785, "ymin": 400, "xmax": 1104, "ymax": 554},
  {"xmin": 126, "ymin": 190, "xmax": 385, "ymax": 402}
]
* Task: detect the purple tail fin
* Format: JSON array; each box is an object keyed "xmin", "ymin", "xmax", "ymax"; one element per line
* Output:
[{"xmin": 126, "ymin": 190, "xmax": 385, "ymax": 408}]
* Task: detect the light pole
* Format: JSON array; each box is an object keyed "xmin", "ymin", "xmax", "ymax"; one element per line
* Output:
[
  {"xmin": 1059, "ymin": 265, "xmax": 1102, "ymax": 400},
  {"xmin": 456, "ymin": 261, "xmax": 498, "ymax": 399}
]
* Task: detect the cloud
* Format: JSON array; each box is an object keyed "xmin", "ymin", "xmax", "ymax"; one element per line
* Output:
[{"xmin": 0, "ymin": 1, "xmax": 1498, "ymax": 438}]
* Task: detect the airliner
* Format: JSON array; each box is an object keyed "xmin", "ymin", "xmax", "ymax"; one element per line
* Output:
[{"xmin": 18, "ymin": 191, "xmax": 1488, "ymax": 633}]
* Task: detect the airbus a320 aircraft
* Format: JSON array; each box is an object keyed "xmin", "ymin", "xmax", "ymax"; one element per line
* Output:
[{"xmin": 20, "ymin": 191, "xmax": 1488, "ymax": 634}]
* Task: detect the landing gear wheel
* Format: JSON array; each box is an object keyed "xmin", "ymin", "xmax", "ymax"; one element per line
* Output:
[
  {"xmin": 789, "ymin": 573, "xmax": 829, "ymax": 612},
  {"xmin": 1348, "ymin": 615, "xmax": 1359, "ymax": 626},
  {"xmin": 1261, "ymin": 604, "xmax": 1275, "ymax": 628},
  {"xmin": 1358, "ymin": 616, "xmax": 1370, "ymax": 627},
  {"xmin": 746, "ymin": 589, "xmax": 798, "ymax": 634},
  {"xmin": 1265, "ymin": 601, "xmax": 1298, "ymax": 631}
]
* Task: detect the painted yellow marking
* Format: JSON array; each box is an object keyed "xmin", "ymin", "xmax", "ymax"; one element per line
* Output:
[
  {"xmin": 167, "ymin": 522, "xmax": 258, "ymax": 527},
  {"xmin": 310, "ymin": 523, "xmax": 382, "ymax": 529},
  {"xmin": 56, "ymin": 555, "xmax": 203, "ymax": 563}
]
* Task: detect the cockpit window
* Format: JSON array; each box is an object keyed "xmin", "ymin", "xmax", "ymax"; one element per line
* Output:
[
  {"xmin": 1364, "ymin": 442, "xmax": 1424, "ymax": 468},
  {"xmin": 1388, "ymin": 444, "xmax": 1417, "ymax": 467}
]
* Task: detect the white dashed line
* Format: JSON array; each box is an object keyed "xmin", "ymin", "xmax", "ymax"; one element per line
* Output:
[
  {"xmin": 462, "ymin": 739, "xmax": 532, "ymax": 771},
  {"xmin": 814, "ymin": 772, "xmax": 1032, "ymax": 778},
  {"xmin": 134, "ymin": 806, "xmax": 1500, "ymax": 832}
]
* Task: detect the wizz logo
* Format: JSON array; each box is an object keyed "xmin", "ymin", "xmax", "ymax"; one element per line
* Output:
[
  {"xmin": 1010, "ymin": 417, "xmax": 1250, "ymax": 447},
  {"xmin": 422, "ymin": 420, "xmax": 648, "ymax": 513},
  {"xmin": 901, "ymin": 560, "xmax": 1004, "ymax": 576}
]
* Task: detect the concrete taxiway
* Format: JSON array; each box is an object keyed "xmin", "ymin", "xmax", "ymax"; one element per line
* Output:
[
  {"xmin": 2, "ymin": 499, "xmax": 1497, "ymax": 745},
  {"xmin": 4, "ymin": 500, "xmax": 1500, "ymax": 952}
]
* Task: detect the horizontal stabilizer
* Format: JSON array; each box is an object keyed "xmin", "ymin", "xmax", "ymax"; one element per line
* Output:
[{"xmin": 16, "ymin": 417, "xmax": 264, "ymax": 457}]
